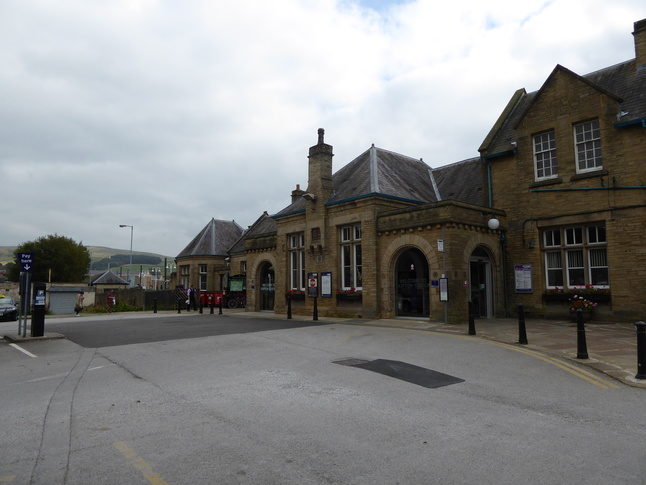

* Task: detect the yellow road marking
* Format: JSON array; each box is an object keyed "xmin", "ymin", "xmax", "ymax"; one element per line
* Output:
[
  {"xmin": 337, "ymin": 327, "xmax": 366, "ymax": 345},
  {"xmin": 338, "ymin": 326, "xmax": 620, "ymax": 389},
  {"xmin": 113, "ymin": 441, "xmax": 170, "ymax": 485}
]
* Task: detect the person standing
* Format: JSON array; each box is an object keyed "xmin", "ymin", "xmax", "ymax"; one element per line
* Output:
[
  {"xmin": 188, "ymin": 285, "xmax": 198, "ymax": 311},
  {"xmin": 74, "ymin": 291, "xmax": 84, "ymax": 316},
  {"xmin": 107, "ymin": 290, "xmax": 115, "ymax": 313}
]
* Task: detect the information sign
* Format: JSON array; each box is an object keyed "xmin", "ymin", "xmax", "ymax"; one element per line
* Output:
[{"xmin": 19, "ymin": 252, "xmax": 34, "ymax": 272}]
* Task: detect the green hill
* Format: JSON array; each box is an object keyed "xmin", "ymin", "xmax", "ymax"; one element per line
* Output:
[{"xmin": 0, "ymin": 246, "xmax": 173, "ymax": 268}]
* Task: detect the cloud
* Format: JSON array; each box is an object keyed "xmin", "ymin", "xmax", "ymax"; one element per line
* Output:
[{"xmin": 1, "ymin": 0, "xmax": 643, "ymax": 257}]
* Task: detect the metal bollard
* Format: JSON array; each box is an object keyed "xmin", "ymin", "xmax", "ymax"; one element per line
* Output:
[
  {"xmin": 287, "ymin": 295, "xmax": 292, "ymax": 320},
  {"xmin": 199, "ymin": 301, "xmax": 203, "ymax": 314},
  {"xmin": 219, "ymin": 298, "xmax": 223, "ymax": 315},
  {"xmin": 468, "ymin": 301, "xmax": 476, "ymax": 335},
  {"xmin": 153, "ymin": 298, "xmax": 157, "ymax": 314},
  {"xmin": 635, "ymin": 321, "xmax": 646, "ymax": 379},
  {"xmin": 313, "ymin": 296, "xmax": 318, "ymax": 321},
  {"xmin": 210, "ymin": 300, "xmax": 214, "ymax": 314},
  {"xmin": 518, "ymin": 303, "xmax": 528, "ymax": 345},
  {"xmin": 177, "ymin": 298, "xmax": 181, "ymax": 314},
  {"xmin": 576, "ymin": 310, "xmax": 589, "ymax": 359}
]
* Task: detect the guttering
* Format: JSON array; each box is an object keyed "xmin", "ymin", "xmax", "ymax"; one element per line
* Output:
[
  {"xmin": 531, "ymin": 186, "xmax": 646, "ymax": 193},
  {"xmin": 481, "ymin": 149, "xmax": 516, "ymax": 208},
  {"xmin": 272, "ymin": 209, "xmax": 306, "ymax": 219},
  {"xmin": 325, "ymin": 192, "xmax": 425, "ymax": 207},
  {"xmin": 614, "ymin": 117, "xmax": 646, "ymax": 129}
]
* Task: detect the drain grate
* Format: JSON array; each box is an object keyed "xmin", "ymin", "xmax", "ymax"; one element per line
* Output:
[{"xmin": 334, "ymin": 358, "xmax": 464, "ymax": 389}]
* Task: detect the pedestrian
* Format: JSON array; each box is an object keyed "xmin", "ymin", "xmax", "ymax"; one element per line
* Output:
[
  {"xmin": 74, "ymin": 291, "xmax": 85, "ymax": 316},
  {"xmin": 188, "ymin": 285, "xmax": 198, "ymax": 311},
  {"xmin": 107, "ymin": 290, "xmax": 115, "ymax": 313}
]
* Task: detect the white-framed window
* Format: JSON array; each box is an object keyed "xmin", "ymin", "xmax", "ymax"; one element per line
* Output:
[
  {"xmin": 289, "ymin": 233, "xmax": 305, "ymax": 290},
  {"xmin": 199, "ymin": 264, "xmax": 207, "ymax": 291},
  {"xmin": 533, "ymin": 130, "xmax": 558, "ymax": 181},
  {"xmin": 340, "ymin": 224, "xmax": 362, "ymax": 290},
  {"xmin": 542, "ymin": 224, "xmax": 608, "ymax": 288},
  {"xmin": 574, "ymin": 119, "xmax": 602, "ymax": 173},
  {"xmin": 180, "ymin": 265, "xmax": 190, "ymax": 290}
]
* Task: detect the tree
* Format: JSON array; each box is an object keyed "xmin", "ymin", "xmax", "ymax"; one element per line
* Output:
[{"xmin": 8, "ymin": 234, "xmax": 91, "ymax": 283}]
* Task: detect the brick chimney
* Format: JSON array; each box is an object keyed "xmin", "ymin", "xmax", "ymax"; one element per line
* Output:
[
  {"xmin": 633, "ymin": 18, "xmax": 646, "ymax": 72},
  {"xmin": 306, "ymin": 128, "xmax": 334, "ymax": 201}
]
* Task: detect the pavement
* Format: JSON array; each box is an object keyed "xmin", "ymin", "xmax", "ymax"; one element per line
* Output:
[{"xmin": 3, "ymin": 310, "xmax": 645, "ymax": 389}]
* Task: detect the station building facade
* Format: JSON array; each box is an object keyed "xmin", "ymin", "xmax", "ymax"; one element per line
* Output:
[{"xmin": 179, "ymin": 19, "xmax": 646, "ymax": 323}]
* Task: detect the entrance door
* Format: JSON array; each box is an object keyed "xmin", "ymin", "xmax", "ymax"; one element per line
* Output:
[
  {"xmin": 395, "ymin": 248, "xmax": 429, "ymax": 317},
  {"xmin": 259, "ymin": 263, "xmax": 275, "ymax": 311},
  {"xmin": 469, "ymin": 248, "xmax": 492, "ymax": 318}
]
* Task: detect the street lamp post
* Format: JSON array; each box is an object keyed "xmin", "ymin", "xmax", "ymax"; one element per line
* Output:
[{"xmin": 119, "ymin": 224, "xmax": 134, "ymax": 287}]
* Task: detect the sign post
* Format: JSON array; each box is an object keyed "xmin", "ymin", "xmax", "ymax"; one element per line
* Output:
[{"xmin": 18, "ymin": 252, "xmax": 34, "ymax": 337}]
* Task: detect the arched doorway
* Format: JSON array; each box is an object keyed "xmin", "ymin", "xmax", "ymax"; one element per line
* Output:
[
  {"xmin": 469, "ymin": 247, "xmax": 494, "ymax": 318},
  {"xmin": 259, "ymin": 262, "xmax": 275, "ymax": 311},
  {"xmin": 395, "ymin": 248, "xmax": 430, "ymax": 317}
]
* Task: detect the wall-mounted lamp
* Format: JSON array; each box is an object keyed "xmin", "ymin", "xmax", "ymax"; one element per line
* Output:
[
  {"xmin": 487, "ymin": 216, "xmax": 500, "ymax": 230},
  {"xmin": 302, "ymin": 193, "xmax": 316, "ymax": 202}
]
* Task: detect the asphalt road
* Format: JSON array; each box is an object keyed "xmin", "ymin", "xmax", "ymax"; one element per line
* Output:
[
  {"xmin": 1, "ymin": 313, "xmax": 645, "ymax": 484},
  {"xmin": 43, "ymin": 312, "xmax": 328, "ymax": 348}
]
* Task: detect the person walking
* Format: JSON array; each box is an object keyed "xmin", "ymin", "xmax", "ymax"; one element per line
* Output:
[{"xmin": 74, "ymin": 291, "xmax": 84, "ymax": 316}]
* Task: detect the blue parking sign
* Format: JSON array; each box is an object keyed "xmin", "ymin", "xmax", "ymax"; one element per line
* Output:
[{"xmin": 19, "ymin": 252, "xmax": 34, "ymax": 272}]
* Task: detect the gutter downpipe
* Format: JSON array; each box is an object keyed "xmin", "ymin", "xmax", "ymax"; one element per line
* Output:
[{"xmin": 483, "ymin": 153, "xmax": 510, "ymax": 317}]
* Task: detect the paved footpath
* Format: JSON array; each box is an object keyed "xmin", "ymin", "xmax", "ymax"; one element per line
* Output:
[{"xmin": 4, "ymin": 310, "xmax": 645, "ymax": 388}]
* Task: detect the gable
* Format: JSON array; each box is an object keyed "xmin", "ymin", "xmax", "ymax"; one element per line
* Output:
[{"xmin": 515, "ymin": 65, "xmax": 622, "ymax": 134}]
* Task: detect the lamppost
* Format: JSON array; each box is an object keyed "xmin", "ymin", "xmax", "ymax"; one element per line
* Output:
[{"xmin": 119, "ymin": 224, "xmax": 134, "ymax": 287}]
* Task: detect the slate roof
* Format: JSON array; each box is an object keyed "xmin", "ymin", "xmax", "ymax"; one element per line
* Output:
[
  {"xmin": 273, "ymin": 145, "xmax": 485, "ymax": 222},
  {"xmin": 432, "ymin": 157, "xmax": 483, "ymax": 206},
  {"xmin": 479, "ymin": 59, "xmax": 646, "ymax": 158},
  {"xmin": 228, "ymin": 213, "xmax": 277, "ymax": 255},
  {"xmin": 177, "ymin": 218, "xmax": 244, "ymax": 258},
  {"xmin": 91, "ymin": 270, "xmax": 128, "ymax": 286}
]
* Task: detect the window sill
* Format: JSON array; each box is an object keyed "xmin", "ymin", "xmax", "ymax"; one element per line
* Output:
[
  {"xmin": 571, "ymin": 169, "xmax": 607, "ymax": 182},
  {"xmin": 531, "ymin": 177, "xmax": 562, "ymax": 188}
]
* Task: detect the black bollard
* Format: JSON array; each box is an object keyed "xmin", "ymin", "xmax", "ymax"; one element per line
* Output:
[
  {"xmin": 177, "ymin": 298, "xmax": 181, "ymax": 314},
  {"xmin": 468, "ymin": 301, "xmax": 476, "ymax": 335},
  {"xmin": 153, "ymin": 298, "xmax": 157, "ymax": 314},
  {"xmin": 219, "ymin": 297, "xmax": 223, "ymax": 315},
  {"xmin": 210, "ymin": 300, "xmax": 214, "ymax": 314},
  {"xmin": 287, "ymin": 295, "xmax": 292, "ymax": 320},
  {"xmin": 635, "ymin": 321, "xmax": 646, "ymax": 379},
  {"xmin": 199, "ymin": 301, "xmax": 203, "ymax": 314},
  {"xmin": 576, "ymin": 309, "xmax": 589, "ymax": 359},
  {"xmin": 518, "ymin": 303, "xmax": 528, "ymax": 345},
  {"xmin": 313, "ymin": 296, "xmax": 318, "ymax": 321}
]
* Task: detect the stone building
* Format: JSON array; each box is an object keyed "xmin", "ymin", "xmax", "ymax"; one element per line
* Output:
[
  {"xmin": 230, "ymin": 131, "xmax": 503, "ymax": 323},
  {"xmin": 179, "ymin": 18, "xmax": 645, "ymax": 323},
  {"xmin": 479, "ymin": 18, "xmax": 646, "ymax": 322},
  {"xmin": 175, "ymin": 218, "xmax": 243, "ymax": 291}
]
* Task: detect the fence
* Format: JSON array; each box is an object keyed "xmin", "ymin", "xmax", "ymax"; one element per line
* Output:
[{"xmin": 95, "ymin": 288, "xmax": 187, "ymax": 311}]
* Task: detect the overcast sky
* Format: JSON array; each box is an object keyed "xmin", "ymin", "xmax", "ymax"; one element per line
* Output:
[{"xmin": 2, "ymin": 0, "xmax": 644, "ymax": 259}]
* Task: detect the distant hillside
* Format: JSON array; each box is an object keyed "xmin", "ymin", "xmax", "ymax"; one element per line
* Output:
[{"xmin": 0, "ymin": 245, "xmax": 173, "ymax": 267}]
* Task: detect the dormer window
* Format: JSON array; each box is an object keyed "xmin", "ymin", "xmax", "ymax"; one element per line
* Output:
[
  {"xmin": 574, "ymin": 119, "xmax": 602, "ymax": 173},
  {"xmin": 533, "ymin": 130, "xmax": 558, "ymax": 181}
]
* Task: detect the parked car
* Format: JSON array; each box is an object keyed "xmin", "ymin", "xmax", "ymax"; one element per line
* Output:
[{"xmin": 0, "ymin": 295, "xmax": 17, "ymax": 321}]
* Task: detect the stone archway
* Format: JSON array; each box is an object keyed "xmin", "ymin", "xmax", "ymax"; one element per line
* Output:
[
  {"xmin": 258, "ymin": 262, "xmax": 275, "ymax": 311},
  {"xmin": 394, "ymin": 247, "xmax": 430, "ymax": 317}
]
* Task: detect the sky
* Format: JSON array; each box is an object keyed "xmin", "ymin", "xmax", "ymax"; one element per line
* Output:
[{"xmin": 1, "ymin": 0, "xmax": 644, "ymax": 259}]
